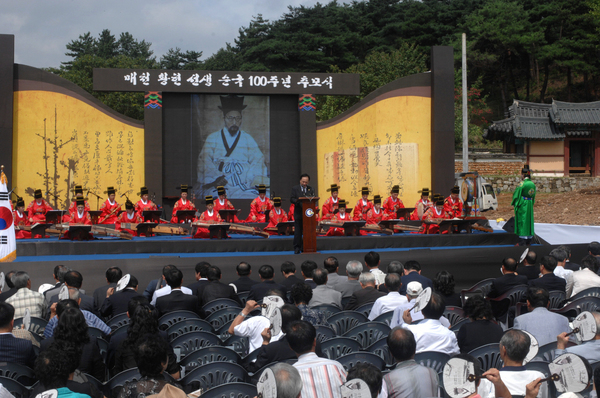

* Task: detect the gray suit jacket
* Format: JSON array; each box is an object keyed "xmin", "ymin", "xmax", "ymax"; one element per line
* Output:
[
  {"xmin": 333, "ymin": 279, "xmax": 362, "ymax": 298},
  {"xmin": 326, "ymin": 273, "xmax": 348, "ymax": 288},
  {"xmin": 308, "ymin": 285, "xmax": 343, "ymax": 309},
  {"xmin": 513, "ymin": 306, "xmax": 571, "ymax": 347}
]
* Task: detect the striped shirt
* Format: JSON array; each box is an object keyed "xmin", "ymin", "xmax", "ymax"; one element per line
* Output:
[{"xmin": 293, "ymin": 352, "xmax": 347, "ymax": 398}]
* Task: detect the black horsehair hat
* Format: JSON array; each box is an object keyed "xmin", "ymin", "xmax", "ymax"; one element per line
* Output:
[{"xmin": 219, "ymin": 95, "xmax": 247, "ymax": 114}]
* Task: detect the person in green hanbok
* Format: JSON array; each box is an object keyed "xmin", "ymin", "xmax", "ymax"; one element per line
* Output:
[{"xmin": 511, "ymin": 165, "xmax": 536, "ymax": 245}]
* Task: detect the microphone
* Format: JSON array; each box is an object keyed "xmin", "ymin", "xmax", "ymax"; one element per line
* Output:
[{"xmin": 120, "ymin": 193, "xmax": 128, "ymax": 198}]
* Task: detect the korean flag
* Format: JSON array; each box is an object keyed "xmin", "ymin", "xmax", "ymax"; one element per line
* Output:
[{"xmin": 0, "ymin": 167, "xmax": 16, "ymax": 262}]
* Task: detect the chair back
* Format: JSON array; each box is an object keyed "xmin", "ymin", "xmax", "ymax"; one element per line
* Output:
[
  {"xmin": 337, "ymin": 352, "xmax": 387, "ymax": 371},
  {"xmin": 450, "ymin": 318, "xmax": 470, "ymax": 332},
  {"xmin": 0, "ymin": 376, "xmax": 29, "ymax": 398},
  {"xmin": 206, "ymin": 307, "xmax": 242, "ymax": 329},
  {"xmin": 316, "ymin": 325, "xmax": 336, "ymax": 342},
  {"xmin": 182, "ymin": 361, "xmax": 248, "ymax": 393},
  {"xmin": 366, "ymin": 337, "xmax": 395, "ymax": 367},
  {"xmin": 202, "ymin": 298, "xmax": 242, "ymax": 316},
  {"xmin": 111, "ymin": 324, "xmax": 128, "ymax": 340},
  {"xmin": 170, "ymin": 331, "xmax": 222, "ymax": 357},
  {"xmin": 533, "ymin": 341, "xmax": 575, "ymax": 362},
  {"xmin": 548, "ymin": 291, "xmax": 566, "ymax": 309},
  {"xmin": 373, "ymin": 311, "xmax": 393, "ymax": 326},
  {"xmin": 310, "ymin": 304, "xmax": 341, "ymax": 320},
  {"xmin": 13, "ymin": 316, "xmax": 47, "ymax": 338},
  {"xmin": 223, "ymin": 335, "xmax": 250, "ymax": 357},
  {"xmin": 200, "ymin": 382, "xmax": 257, "ymax": 398},
  {"xmin": 460, "ymin": 278, "xmax": 494, "ymax": 305},
  {"xmin": 0, "ymin": 362, "xmax": 36, "ymax": 386},
  {"xmin": 414, "ymin": 351, "xmax": 451, "ymax": 374},
  {"xmin": 468, "ymin": 343, "xmax": 503, "ymax": 371},
  {"xmin": 105, "ymin": 367, "xmax": 142, "ymax": 397},
  {"xmin": 550, "ymin": 297, "xmax": 600, "ymax": 321},
  {"xmin": 167, "ymin": 318, "xmax": 215, "ymax": 341},
  {"xmin": 320, "ymin": 337, "xmax": 361, "ymax": 360},
  {"xmin": 488, "ymin": 285, "xmax": 528, "ymax": 320},
  {"xmin": 343, "ymin": 322, "xmax": 391, "ymax": 349},
  {"xmin": 107, "ymin": 312, "xmax": 129, "ymax": 330},
  {"xmin": 355, "ymin": 302, "xmax": 375, "ymax": 318},
  {"xmin": 158, "ymin": 310, "xmax": 201, "ymax": 331},
  {"xmin": 237, "ymin": 291, "xmax": 250, "ymax": 306},
  {"xmin": 569, "ymin": 287, "xmax": 600, "ymax": 302},
  {"xmin": 443, "ymin": 306, "xmax": 466, "ymax": 327},
  {"xmin": 327, "ymin": 311, "xmax": 368, "ymax": 335},
  {"xmin": 88, "ymin": 326, "xmax": 106, "ymax": 340},
  {"xmin": 180, "ymin": 346, "xmax": 241, "ymax": 372}
]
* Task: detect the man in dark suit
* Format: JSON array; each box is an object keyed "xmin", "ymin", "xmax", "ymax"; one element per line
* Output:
[
  {"xmin": 43, "ymin": 265, "xmax": 70, "ymax": 302},
  {"xmin": 488, "ymin": 258, "xmax": 529, "ymax": 298},
  {"xmin": 529, "ymin": 255, "xmax": 567, "ymax": 293},
  {"xmin": 49, "ymin": 270, "xmax": 96, "ymax": 315},
  {"xmin": 290, "ymin": 173, "xmax": 315, "ymax": 254},
  {"xmin": 399, "ymin": 261, "xmax": 432, "ymax": 295},
  {"xmin": 0, "ymin": 302, "xmax": 36, "ymax": 367},
  {"xmin": 516, "ymin": 251, "xmax": 540, "ymax": 280},
  {"xmin": 248, "ymin": 265, "xmax": 287, "ymax": 302},
  {"xmin": 156, "ymin": 268, "xmax": 202, "ymax": 317},
  {"xmin": 230, "ymin": 262, "xmax": 258, "ymax": 293},
  {"xmin": 93, "ymin": 266, "xmax": 121, "ymax": 313},
  {"xmin": 344, "ymin": 272, "xmax": 386, "ymax": 310},
  {"xmin": 0, "ymin": 270, "xmax": 18, "ymax": 302},
  {"xmin": 201, "ymin": 266, "xmax": 243, "ymax": 307},
  {"xmin": 187, "ymin": 261, "xmax": 211, "ymax": 299},
  {"xmin": 300, "ymin": 260, "xmax": 318, "ymax": 289},
  {"xmin": 280, "ymin": 261, "xmax": 305, "ymax": 291},
  {"xmin": 100, "ymin": 274, "xmax": 143, "ymax": 319}
]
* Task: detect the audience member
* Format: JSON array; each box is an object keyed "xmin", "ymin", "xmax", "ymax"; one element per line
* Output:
[
  {"xmin": 101, "ymin": 274, "xmax": 142, "ymax": 319},
  {"xmin": 457, "ymin": 295, "xmax": 504, "ymax": 353},
  {"xmin": 432, "ymin": 270, "xmax": 462, "ymax": 307},
  {"xmin": 0, "ymin": 270, "xmax": 17, "ymax": 302},
  {"xmin": 368, "ymin": 273, "xmax": 407, "ymax": 321},
  {"xmin": 187, "ymin": 261, "xmax": 211, "ymax": 298},
  {"xmin": 45, "ymin": 291, "xmax": 111, "ymax": 338},
  {"xmin": 478, "ymin": 329, "xmax": 547, "ymax": 398},
  {"xmin": 390, "ymin": 282, "xmax": 453, "ymax": 329},
  {"xmin": 347, "ymin": 362, "xmax": 384, "ymax": 398},
  {"xmin": 49, "ymin": 270, "xmax": 95, "ymax": 314},
  {"xmin": 455, "ymin": 354, "xmax": 513, "ymax": 398},
  {"xmin": 365, "ymin": 251, "xmax": 386, "ymax": 286},
  {"xmin": 93, "ymin": 266, "xmax": 122, "ymax": 313},
  {"xmin": 528, "ymin": 256, "xmax": 566, "ymax": 293},
  {"xmin": 288, "ymin": 320, "xmax": 347, "ymax": 398},
  {"xmin": 516, "ymin": 251, "xmax": 540, "ymax": 280},
  {"xmin": 291, "ymin": 283, "xmax": 329, "ymax": 326},
  {"xmin": 230, "ymin": 261, "xmax": 258, "ymax": 293},
  {"xmin": 248, "ymin": 264, "xmax": 287, "ymax": 302},
  {"xmin": 155, "ymin": 267, "xmax": 202, "ymax": 317},
  {"xmin": 384, "ymin": 327, "xmax": 438, "ymax": 398},
  {"xmin": 33, "ymin": 343, "xmax": 93, "ymax": 398},
  {"xmin": 280, "ymin": 261, "xmax": 305, "ymax": 291},
  {"xmin": 41, "ymin": 306, "xmax": 106, "ymax": 381},
  {"xmin": 344, "ymin": 272, "xmax": 386, "ymax": 310},
  {"xmin": 117, "ymin": 334, "xmax": 184, "ymax": 398},
  {"xmin": 324, "ymin": 256, "xmax": 347, "ymax": 288},
  {"xmin": 201, "ymin": 265, "xmax": 242, "ymax": 307},
  {"xmin": 6, "ymin": 271, "xmax": 48, "ymax": 318},
  {"xmin": 333, "ymin": 260, "xmax": 363, "ymax": 299},
  {"xmin": 556, "ymin": 311, "xmax": 600, "ymax": 363},
  {"xmin": 550, "ymin": 248, "xmax": 574, "ymax": 297},
  {"xmin": 228, "ymin": 296, "xmax": 284, "ymax": 354},
  {"xmin": 267, "ymin": 363, "xmax": 303, "ymax": 398},
  {"xmin": 570, "ymin": 255, "xmax": 600, "ymax": 297},
  {"xmin": 308, "ymin": 269, "xmax": 342, "ymax": 309},
  {"xmin": 399, "ymin": 261, "xmax": 432, "ymax": 295},
  {"xmin": 0, "ymin": 302, "xmax": 36, "ymax": 367},
  {"xmin": 402, "ymin": 291, "xmax": 459, "ymax": 355},
  {"xmin": 43, "ymin": 265, "xmax": 70, "ymax": 302},
  {"xmin": 560, "ymin": 245, "xmax": 580, "ymax": 271},
  {"xmin": 379, "ymin": 261, "xmax": 404, "ymax": 293},
  {"xmin": 301, "ymin": 260, "xmax": 318, "ymax": 289},
  {"xmin": 150, "ymin": 265, "xmax": 193, "ymax": 305},
  {"xmin": 487, "ymin": 258, "xmax": 528, "ymax": 298}
]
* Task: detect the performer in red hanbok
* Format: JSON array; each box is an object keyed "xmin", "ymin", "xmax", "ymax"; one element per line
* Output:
[
  {"xmin": 444, "ymin": 185, "xmax": 463, "ymax": 218},
  {"xmin": 422, "ymin": 196, "xmax": 452, "ymax": 234},
  {"xmin": 410, "ymin": 188, "xmax": 432, "ymax": 220},
  {"xmin": 170, "ymin": 184, "xmax": 197, "ymax": 223},
  {"xmin": 98, "ymin": 186, "xmax": 121, "ymax": 225},
  {"xmin": 245, "ymin": 184, "xmax": 272, "ymax": 222},
  {"xmin": 135, "ymin": 186, "xmax": 158, "ymax": 218},
  {"xmin": 213, "ymin": 186, "xmax": 241, "ymax": 223},
  {"xmin": 68, "ymin": 185, "xmax": 90, "ymax": 213},
  {"xmin": 383, "ymin": 185, "xmax": 405, "ymax": 219},
  {"xmin": 27, "ymin": 189, "xmax": 53, "ymax": 223},
  {"xmin": 366, "ymin": 195, "xmax": 388, "ymax": 225},
  {"xmin": 353, "ymin": 187, "xmax": 373, "ymax": 221},
  {"xmin": 326, "ymin": 199, "xmax": 353, "ymax": 236},
  {"xmin": 321, "ymin": 184, "xmax": 340, "ymax": 220},
  {"xmin": 13, "ymin": 197, "xmax": 31, "ymax": 239},
  {"xmin": 116, "ymin": 200, "xmax": 143, "ymax": 236},
  {"xmin": 61, "ymin": 198, "xmax": 93, "ymax": 240},
  {"xmin": 193, "ymin": 196, "xmax": 223, "ymax": 238},
  {"xmin": 264, "ymin": 197, "xmax": 288, "ymax": 235}
]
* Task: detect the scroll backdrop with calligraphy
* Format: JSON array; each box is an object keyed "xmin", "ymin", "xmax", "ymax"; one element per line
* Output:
[
  {"xmin": 13, "ymin": 65, "xmax": 144, "ymax": 210},
  {"xmin": 317, "ymin": 73, "xmax": 432, "ymax": 208}
]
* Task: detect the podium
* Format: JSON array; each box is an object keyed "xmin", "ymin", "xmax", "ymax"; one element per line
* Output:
[
  {"xmin": 46, "ymin": 210, "xmax": 67, "ymax": 224},
  {"xmin": 65, "ymin": 225, "xmax": 93, "ymax": 241},
  {"xmin": 142, "ymin": 210, "xmax": 162, "ymax": 223},
  {"xmin": 298, "ymin": 196, "xmax": 319, "ymax": 253},
  {"xmin": 396, "ymin": 207, "xmax": 415, "ymax": 220},
  {"xmin": 175, "ymin": 210, "xmax": 196, "ymax": 224},
  {"xmin": 218, "ymin": 209, "xmax": 239, "ymax": 223},
  {"xmin": 89, "ymin": 211, "xmax": 103, "ymax": 224}
]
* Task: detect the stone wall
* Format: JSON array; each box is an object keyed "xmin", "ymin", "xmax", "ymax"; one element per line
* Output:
[
  {"xmin": 455, "ymin": 153, "xmax": 526, "ymax": 176},
  {"xmin": 488, "ymin": 176, "xmax": 600, "ymax": 194}
]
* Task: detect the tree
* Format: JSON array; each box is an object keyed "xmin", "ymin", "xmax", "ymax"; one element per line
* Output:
[{"xmin": 159, "ymin": 47, "xmax": 203, "ymax": 70}]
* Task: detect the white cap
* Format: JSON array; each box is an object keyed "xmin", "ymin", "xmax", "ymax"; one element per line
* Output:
[{"xmin": 406, "ymin": 281, "xmax": 423, "ymax": 297}]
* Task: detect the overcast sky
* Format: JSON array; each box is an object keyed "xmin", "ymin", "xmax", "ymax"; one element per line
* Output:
[{"xmin": 2, "ymin": 0, "xmax": 324, "ymax": 69}]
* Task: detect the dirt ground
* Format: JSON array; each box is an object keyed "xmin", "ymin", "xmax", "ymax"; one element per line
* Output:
[{"xmin": 484, "ymin": 186, "xmax": 600, "ymax": 226}]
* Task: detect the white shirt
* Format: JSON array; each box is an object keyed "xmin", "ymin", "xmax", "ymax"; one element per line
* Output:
[
  {"xmin": 294, "ymin": 352, "xmax": 347, "ymax": 398},
  {"xmin": 403, "ymin": 318, "xmax": 459, "ymax": 355},
  {"xmin": 368, "ymin": 292, "xmax": 408, "ymax": 321},
  {"xmin": 571, "ymin": 268, "xmax": 600, "ymax": 297},
  {"xmin": 554, "ymin": 266, "xmax": 574, "ymax": 297},
  {"xmin": 233, "ymin": 315, "xmax": 283, "ymax": 354},
  {"xmin": 479, "ymin": 368, "xmax": 547, "ymax": 398},
  {"xmin": 390, "ymin": 301, "xmax": 451, "ymax": 329},
  {"xmin": 369, "ymin": 268, "xmax": 386, "ymax": 286},
  {"xmin": 150, "ymin": 285, "xmax": 193, "ymax": 305}
]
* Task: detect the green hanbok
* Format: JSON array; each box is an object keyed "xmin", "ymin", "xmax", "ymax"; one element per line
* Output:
[{"xmin": 511, "ymin": 177, "xmax": 536, "ymax": 237}]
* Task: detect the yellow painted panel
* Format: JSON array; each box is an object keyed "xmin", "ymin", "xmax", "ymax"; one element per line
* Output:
[
  {"xmin": 529, "ymin": 141, "xmax": 563, "ymax": 155},
  {"xmin": 13, "ymin": 91, "xmax": 145, "ymax": 210},
  {"xmin": 530, "ymin": 158, "xmax": 563, "ymax": 171},
  {"xmin": 317, "ymin": 95, "xmax": 431, "ymax": 207}
]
